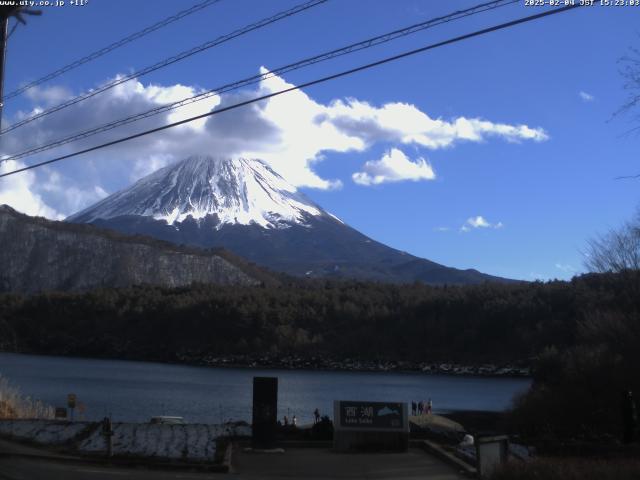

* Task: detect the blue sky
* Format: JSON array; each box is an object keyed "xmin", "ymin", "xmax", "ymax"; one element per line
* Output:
[{"xmin": 0, "ymin": 0, "xmax": 638, "ymax": 281}]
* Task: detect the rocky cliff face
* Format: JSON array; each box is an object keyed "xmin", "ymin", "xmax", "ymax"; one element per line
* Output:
[{"xmin": 0, "ymin": 205, "xmax": 261, "ymax": 293}]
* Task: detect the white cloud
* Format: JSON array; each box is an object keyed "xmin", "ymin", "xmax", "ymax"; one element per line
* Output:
[
  {"xmin": 131, "ymin": 153, "xmax": 177, "ymax": 181},
  {"xmin": 434, "ymin": 226, "xmax": 450, "ymax": 232},
  {"xmin": 324, "ymin": 99, "xmax": 548, "ymax": 148},
  {"xmin": 579, "ymin": 91, "xmax": 594, "ymax": 102},
  {"xmin": 352, "ymin": 148, "xmax": 435, "ymax": 186},
  {"xmin": 39, "ymin": 169, "xmax": 109, "ymax": 215},
  {"xmin": 460, "ymin": 216, "xmax": 503, "ymax": 232},
  {"xmin": 529, "ymin": 272, "xmax": 553, "ymax": 281},
  {"xmin": 555, "ymin": 263, "xmax": 577, "ymax": 273},
  {"xmin": 468, "ymin": 216, "xmax": 490, "ymax": 228},
  {"xmin": 25, "ymin": 85, "xmax": 73, "ymax": 106},
  {"xmin": 0, "ymin": 68, "xmax": 549, "ymax": 218},
  {"xmin": 0, "ymin": 160, "xmax": 62, "ymax": 219}
]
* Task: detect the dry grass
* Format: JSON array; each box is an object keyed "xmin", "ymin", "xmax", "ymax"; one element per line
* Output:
[
  {"xmin": 0, "ymin": 375, "xmax": 53, "ymax": 420},
  {"xmin": 490, "ymin": 457, "xmax": 640, "ymax": 480}
]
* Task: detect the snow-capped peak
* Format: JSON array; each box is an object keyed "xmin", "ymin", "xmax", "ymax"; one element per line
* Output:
[{"xmin": 68, "ymin": 156, "xmax": 331, "ymax": 229}]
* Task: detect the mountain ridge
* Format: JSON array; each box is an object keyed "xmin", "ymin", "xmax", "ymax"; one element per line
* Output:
[{"xmin": 0, "ymin": 204, "xmax": 277, "ymax": 293}]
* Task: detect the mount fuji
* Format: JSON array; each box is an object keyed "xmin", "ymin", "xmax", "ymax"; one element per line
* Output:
[{"xmin": 68, "ymin": 156, "xmax": 506, "ymax": 284}]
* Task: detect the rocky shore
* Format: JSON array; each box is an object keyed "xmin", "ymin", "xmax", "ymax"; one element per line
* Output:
[{"xmin": 175, "ymin": 353, "xmax": 531, "ymax": 377}]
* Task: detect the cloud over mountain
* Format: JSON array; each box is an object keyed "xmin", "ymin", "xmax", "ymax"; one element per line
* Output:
[
  {"xmin": 0, "ymin": 68, "xmax": 548, "ymax": 218},
  {"xmin": 0, "ymin": 160, "xmax": 62, "ymax": 220}
]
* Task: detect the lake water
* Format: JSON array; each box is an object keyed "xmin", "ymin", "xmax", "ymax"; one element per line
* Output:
[{"xmin": 0, "ymin": 353, "xmax": 530, "ymax": 425}]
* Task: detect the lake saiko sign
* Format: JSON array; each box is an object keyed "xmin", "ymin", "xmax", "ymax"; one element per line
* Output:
[{"xmin": 337, "ymin": 401, "xmax": 405, "ymax": 430}]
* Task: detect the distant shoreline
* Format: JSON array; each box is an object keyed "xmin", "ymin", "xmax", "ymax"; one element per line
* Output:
[
  {"xmin": 0, "ymin": 351, "xmax": 531, "ymax": 379},
  {"xmin": 175, "ymin": 351, "xmax": 532, "ymax": 377},
  {"xmin": 181, "ymin": 358, "xmax": 531, "ymax": 378}
]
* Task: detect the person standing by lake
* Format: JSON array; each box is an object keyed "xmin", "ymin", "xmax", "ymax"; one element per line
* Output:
[
  {"xmin": 314, "ymin": 408, "xmax": 320, "ymax": 424},
  {"xmin": 427, "ymin": 398, "xmax": 433, "ymax": 414}
]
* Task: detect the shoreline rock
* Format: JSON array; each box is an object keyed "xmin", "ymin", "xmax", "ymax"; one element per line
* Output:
[{"xmin": 175, "ymin": 353, "xmax": 531, "ymax": 377}]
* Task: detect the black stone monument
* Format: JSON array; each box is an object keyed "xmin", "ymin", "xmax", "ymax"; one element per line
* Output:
[{"xmin": 252, "ymin": 376, "xmax": 278, "ymax": 449}]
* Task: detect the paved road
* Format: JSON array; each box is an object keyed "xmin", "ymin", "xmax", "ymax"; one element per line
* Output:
[
  {"xmin": 233, "ymin": 447, "xmax": 466, "ymax": 479},
  {"xmin": 0, "ymin": 451, "xmax": 466, "ymax": 480},
  {"xmin": 0, "ymin": 439, "xmax": 218, "ymax": 480},
  {"xmin": 0, "ymin": 457, "xmax": 218, "ymax": 480},
  {"xmin": 0, "ymin": 438, "xmax": 466, "ymax": 479}
]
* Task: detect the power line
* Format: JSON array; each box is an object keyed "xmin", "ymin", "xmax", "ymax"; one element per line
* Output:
[
  {"xmin": 2, "ymin": 0, "xmax": 225, "ymax": 102},
  {"xmin": 2, "ymin": 0, "xmax": 519, "ymax": 163},
  {"xmin": 0, "ymin": 0, "xmax": 327, "ymax": 136},
  {"xmin": 0, "ymin": 4, "xmax": 582, "ymax": 180}
]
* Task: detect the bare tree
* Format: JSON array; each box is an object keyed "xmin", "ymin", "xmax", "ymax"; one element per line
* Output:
[
  {"xmin": 585, "ymin": 211, "xmax": 640, "ymax": 273},
  {"xmin": 614, "ymin": 46, "xmax": 640, "ymax": 180},
  {"xmin": 617, "ymin": 45, "xmax": 640, "ymax": 124}
]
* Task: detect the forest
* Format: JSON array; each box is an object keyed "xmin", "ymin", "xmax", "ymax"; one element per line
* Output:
[
  {"xmin": 0, "ymin": 271, "xmax": 637, "ymax": 365},
  {"xmin": 0, "ymin": 273, "xmax": 633, "ymax": 363}
]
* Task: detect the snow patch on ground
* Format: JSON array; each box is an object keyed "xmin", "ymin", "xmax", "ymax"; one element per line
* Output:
[
  {"xmin": 0, "ymin": 419, "xmax": 90, "ymax": 445},
  {"xmin": 0, "ymin": 420, "xmax": 251, "ymax": 462},
  {"xmin": 79, "ymin": 423, "xmax": 227, "ymax": 460}
]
